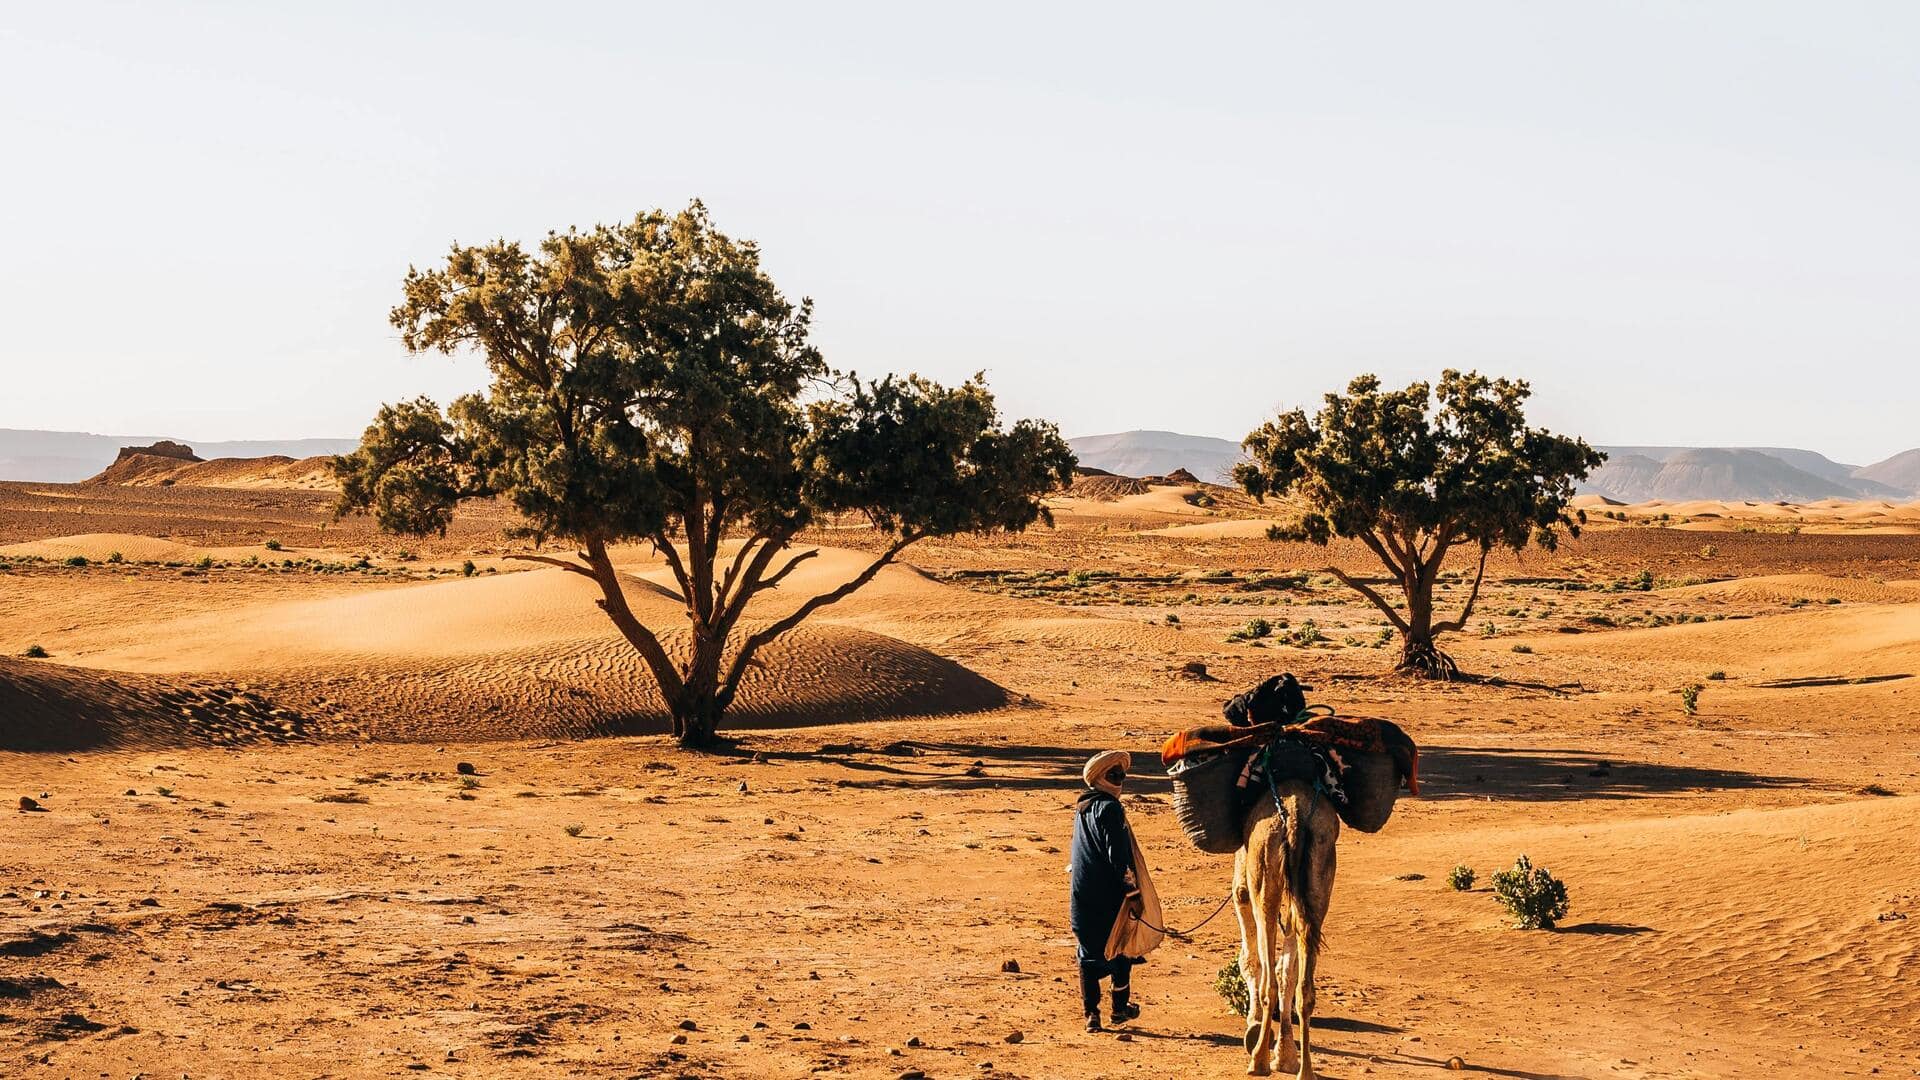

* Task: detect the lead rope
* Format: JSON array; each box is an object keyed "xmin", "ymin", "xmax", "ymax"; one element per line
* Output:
[{"xmin": 1132, "ymin": 889, "xmax": 1234, "ymax": 939}]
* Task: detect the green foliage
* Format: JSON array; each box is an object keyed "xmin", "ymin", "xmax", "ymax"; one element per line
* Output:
[
  {"xmin": 563, "ymin": 823, "xmax": 585, "ymax": 837},
  {"xmin": 461, "ymin": 560, "xmax": 477, "ymax": 577},
  {"xmin": 1510, "ymin": 643, "xmax": 1533, "ymax": 654},
  {"xmin": 1706, "ymin": 670, "xmax": 1726, "ymax": 681},
  {"xmin": 1633, "ymin": 569, "xmax": 1654, "ymax": 591},
  {"xmin": 23, "ymin": 644, "xmax": 50, "ymax": 658},
  {"xmin": 1448, "ymin": 864, "xmax": 1476, "ymax": 891},
  {"xmin": 195, "ymin": 555, "xmax": 214, "ymax": 570},
  {"xmin": 264, "ymin": 539, "xmax": 282, "ymax": 551},
  {"xmin": 1214, "ymin": 958, "xmax": 1250, "ymax": 1016},
  {"xmin": 1236, "ymin": 372, "xmax": 1601, "ymax": 677},
  {"xmin": 1491, "ymin": 855, "xmax": 1569, "ymax": 929},
  {"xmin": 1163, "ymin": 613, "xmax": 1180, "ymax": 626},
  {"xmin": 1679, "ymin": 683, "xmax": 1703, "ymax": 716},
  {"xmin": 333, "ymin": 204, "xmax": 1073, "ymax": 746},
  {"xmin": 1289, "ymin": 619, "xmax": 1321, "ymax": 647},
  {"xmin": 106, "ymin": 551, "xmax": 124, "ymax": 564},
  {"xmin": 63, "ymin": 555, "xmax": 88, "ymax": 567}
]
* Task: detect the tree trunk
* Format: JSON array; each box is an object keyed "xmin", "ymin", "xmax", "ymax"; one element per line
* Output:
[
  {"xmin": 1394, "ymin": 581, "xmax": 1459, "ymax": 679},
  {"xmin": 673, "ymin": 632, "xmax": 726, "ymax": 748}
]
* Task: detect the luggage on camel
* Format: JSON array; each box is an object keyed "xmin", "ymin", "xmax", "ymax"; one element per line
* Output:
[{"xmin": 1162, "ymin": 676, "xmax": 1420, "ymax": 853}]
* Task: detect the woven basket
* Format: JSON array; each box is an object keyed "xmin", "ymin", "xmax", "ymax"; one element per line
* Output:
[
  {"xmin": 1168, "ymin": 749, "xmax": 1246, "ymax": 855},
  {"xmin": 1336, "ymin": 750, "xmax": 1401, "ymax": 833}
]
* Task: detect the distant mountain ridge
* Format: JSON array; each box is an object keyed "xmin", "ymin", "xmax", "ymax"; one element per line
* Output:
[
  {"xmin": 0, "ymin": 429, "xmax": 359, "ymax": 483},
  {"xmin": 1065, "ymin": 430, "xmax": 1919, "ymax": 502},
  {"xmin": 1589, "ymin": 445, "xmax": 1915, "ymax": 502},
  {"xmin": 1066, "ymin": 431, "xmax": 1245, "ymax": 484}
]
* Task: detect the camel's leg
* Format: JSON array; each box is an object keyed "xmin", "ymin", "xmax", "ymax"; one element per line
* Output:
[
  {"xmin": 1272, "ymin": 935, "xmax": 1298, "ymax": 1074},
  {"xmin": 1293, "ymin": 817, "xmax": 1338, "ymax": 1080},
  {"xmin": 1248, "ymin": 830, "xmax": 1287, "ymax": 1076},
  {"xmin": 1233, "ymin": 851, "xmax": 1263, "ymax": 1058}
]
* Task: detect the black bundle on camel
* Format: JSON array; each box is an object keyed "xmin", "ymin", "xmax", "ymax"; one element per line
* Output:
[{"xmin": 1162, "ymin": 674, "xmax": 1420, "ymax": 854}]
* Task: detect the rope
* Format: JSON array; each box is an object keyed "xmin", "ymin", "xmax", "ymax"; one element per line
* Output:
[{"xmin": 1131, "ymin": 889, "xmax": 1234, "ymax": 939}]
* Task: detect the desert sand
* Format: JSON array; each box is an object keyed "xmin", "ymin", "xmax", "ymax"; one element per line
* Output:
[{"xmin": 3, "ymin": 477, "xmax": 1918, "ymax": 1078}]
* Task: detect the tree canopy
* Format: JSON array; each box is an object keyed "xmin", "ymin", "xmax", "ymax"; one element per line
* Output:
[
  {"xmin": 334, "ymin": 203, "xmax": 1075, "ymax": 744},
  {"xmin": 1235, "ymin": 370, "xmax": 1603, "ymax": 677}
]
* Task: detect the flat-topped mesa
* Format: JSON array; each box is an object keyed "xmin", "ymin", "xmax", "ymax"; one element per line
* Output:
[{"xmin": 114, "ymin": 440, "xmax": 201, "ymax": 463}]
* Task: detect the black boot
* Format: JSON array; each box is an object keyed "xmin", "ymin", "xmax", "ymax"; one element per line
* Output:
[
  {"xmin": 1110, "ymin": 982, "xmax": 1140, "ymax": 1025},
  {"xmin": 1079, "ymin": 965, "xmax": 1103, "ymax": 1031}
]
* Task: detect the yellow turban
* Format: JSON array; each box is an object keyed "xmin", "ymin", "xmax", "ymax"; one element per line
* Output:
[{"xmin": 1083, "ymin": 750, "xmax": 1131, "ymax": 796}]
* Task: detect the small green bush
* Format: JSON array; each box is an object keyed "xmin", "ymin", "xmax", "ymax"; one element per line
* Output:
[
  {"xmin": 1214, "ymin": 957, "xmax": 1249, "ymax": 1016},
  {"xmin": 23, "ymin": 644, "xmax": 50, "ymax": 658},
  {"xmin": 1163, "ymin": 613, "xmax": 1180, "ymax": 626},
  {"xmin": 265, "ymin": 539, "xmax": 282, "ymax": 551},
  {"xmin": 1510, "ymin": 643, "xmax": 1533, "ymax": 654},
  {"xmin": 64, "ymin": 555, "xmax": 89, "ymax": 567},
  {"xmin": 1633, "ymin": 569, "xmax": 1654, "ymax": 591},
  {"xmin": 563, "ymin": 823, "xmax": 586, "ymax": 837},
  {"xmin": 462, "ymin": 560, "xmax": 478, "ymax": 577},
  {"xmin": 195, "ymin": 555, "xmax": 214, "ymax": 570},
  {"xmin": 1447, "ymin": 864, "xmax": 1476, "ymax": 891},
  {"xmin": 106, "ymin": 551, "xmax": 124, "ymax": 564},
  {"xmin": 1491, "ymin": 855, "xmax": 1569, "ymax": 929},
  {"xmin": 1679, "ymin": 683, "xmax": 1703, "ymax": 716},
  {"xmin": 1706, "ymin": 670, "xmax": 1726, "ymax": 681}
]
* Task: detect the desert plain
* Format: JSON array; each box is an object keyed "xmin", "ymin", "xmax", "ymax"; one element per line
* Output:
[{"xmin": 2, "ymin": 472, "xmax": 1918, "ymax": 1079}]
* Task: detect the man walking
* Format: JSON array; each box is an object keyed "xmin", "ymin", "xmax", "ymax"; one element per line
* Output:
[{"xmin": 1070, "ymin": 749, "xmax": 1162, "ymax": 1031}]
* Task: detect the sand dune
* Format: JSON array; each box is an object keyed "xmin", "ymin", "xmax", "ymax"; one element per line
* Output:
[
  {"xmin": 87, "ymin": 451, "xmax": 338, "ymax": 490},
  {"xmin": 1138, "ymin": 518, "xmax": 1282, "ymax": 538},
  {"xmin": 1666, "ymin": 573, "xmax": 1920, "ymax": 605},
  {"xmin": 0, "ymin": 658, "xmax": 312, "ymax": 750}
]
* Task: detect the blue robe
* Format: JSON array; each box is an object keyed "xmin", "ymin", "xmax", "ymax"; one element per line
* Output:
[{"xmin": 1069, "ymin": 788, "xmax": 1136, "ymax": 964}]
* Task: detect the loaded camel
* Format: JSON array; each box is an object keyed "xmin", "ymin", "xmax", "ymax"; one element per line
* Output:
[{"xmin": 1233, "ymin": 775, "xmax": 1340, "ymax": 1078}]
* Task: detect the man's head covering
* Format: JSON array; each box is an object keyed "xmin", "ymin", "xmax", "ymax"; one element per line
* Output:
[{"xmin": 1083, "ymin": 750, "xmax": 1131, "ymax": 796}]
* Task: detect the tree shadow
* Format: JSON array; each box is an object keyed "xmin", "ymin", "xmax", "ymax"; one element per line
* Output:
[
  {"xmin": 1376, "ymin": 1052, "xmax": 1584, "ymax": 1079},
  {"xmin": 1417, "ymin": 745, "xmax": 1807, "ymax": 802},
  {"xmin": 721, "ymin": 738, "xmax": 1179, "ymax": 794},
  {"xmin": 1554, "ymin": 922, "xmax": 1655, "ymax": 936}
]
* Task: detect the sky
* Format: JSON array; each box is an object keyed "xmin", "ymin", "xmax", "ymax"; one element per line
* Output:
[{"xmin": 2, "ymin": 2, "xmax": 1917, "ymax": 464}]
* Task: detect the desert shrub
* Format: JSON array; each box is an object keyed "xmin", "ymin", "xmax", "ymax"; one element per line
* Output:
[
  {"xmin": 1226, "ymin": 617, "xmax": 1273, "ymax": 643},
  {"xmin": 1448, "ymin": 864, "xmax": 1476, "ymax": 891},
  {"xmin": 264, "ymin": 539, "xmax": 282, "ymax": 551},
  {"xmin": 1481, "ymin": 621, "xmax": 1499, "ymax": 638},
  {"xmin": 1289, "ymin": 620, "xmax": 1321, "ymax": 647},
  {"xmin": 195, "ymin": 555, "xmax": 214, "ymax": 570},
  {"xmin": 23, "ymin": 644, "xmax": 50, "ymax": 658},
  {"xmin": 1706, "ymin": 670, "xmax": 1726, "ymax": 681},
  {"xmin": 461, "ymin": 560, "xmax": 477, "ymax": 577},
  {"xmin": 1491, "ymin": 855, "xmax": 1569, "ymax": 929},
  {"xmin": 312, "ymin": 792, "xmax": 370, "ymax": 804},
  {"xmin": 1510, "ymin": 643, "xmax": 1532, "ymax": 654},
  {"xmin": 1164, "ymin": 613, "xmax": 1180, "ymax": 626},
  {"xmin": 1824, "ymin": 597, "xmax": 1841, "ymax": 605},
  {"xmin": 563, "ymin": 823, "xmax": 585, "ymax": 837},
  {"xmin": 1214, "ymin": 957, "xmax": 1250, "ymax": 1016},
  {"xmin": 1633, "ymin": 569, "xmax": 1654, "ymax": 591},
  {"xmin": 64, "ymin": 555, "xmax": 89, "ymax": 567},
  {"xmin": 1699, "ymin": 544, "xmax": 1717, "ymax": 559},
  {"xmin": 106, "ymin": 551, "xmax": 124, "ymax": 564},
  {"xmin": 1373, "ymin": 627, "xmax": 1394, "ymax": 648},
  {"xmin": 1679, "ymin": 683, "xmax": 1703, "ymax": 716}
]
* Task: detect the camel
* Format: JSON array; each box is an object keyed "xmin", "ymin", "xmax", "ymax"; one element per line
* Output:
[{"xmin": 1233, "ymin": 777, "xmax": 1341, "ymax": 1078}]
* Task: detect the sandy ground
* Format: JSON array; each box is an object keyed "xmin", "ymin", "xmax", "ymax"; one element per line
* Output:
[{"xmin": 3, "ymin": 480, "xmax": 1919, "ymax": 1078}]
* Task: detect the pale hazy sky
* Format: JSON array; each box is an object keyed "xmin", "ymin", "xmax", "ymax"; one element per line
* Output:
[{"xmin": 3, "ymin": 2, "xmax": 1916, "ymax": 463}]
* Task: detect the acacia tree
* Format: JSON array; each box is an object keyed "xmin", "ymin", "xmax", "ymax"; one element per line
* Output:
[
  {"xmin": 1234, "ymin": 371, "xmax": 1602, "ymax": 678},
  {"xmin": 333, "ymin": 204, "xmax": 1074, "ymax": 746}
]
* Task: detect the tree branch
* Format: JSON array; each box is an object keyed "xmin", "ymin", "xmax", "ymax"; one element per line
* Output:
[
  {"xmin": 1326, "ymin": 565, "xmax": 1410, "ymax": 633},
  {"xmin": 715, "ymin": 532, "xmax": 922, "ymax": 709},
  {"xmin": 582, "ymin": 538, "xmax": 685, "ymax": 703},
  {"xmin": 1432, "ymin": 545, "xmax": 1491, "ymax": 635},
  {"xmin": 504, "ymin": 553, "xmax": 595, "ymax": 578},
  {"xmin": 653, "ymin": 532, "xmax": 697, "ymax": 615},
  {"xmin": 759, "ymin": 548, "xmax": 819, "ymax": 590}
]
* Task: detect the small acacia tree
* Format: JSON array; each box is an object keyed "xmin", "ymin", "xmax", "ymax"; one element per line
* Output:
[
  {"xmin": 334, "ymin": 203, "xmax": 1074, "ymax": 746},
  {"xmin": 1235, "ymin": 371, "xmax": 1602, "ymax": 678}
]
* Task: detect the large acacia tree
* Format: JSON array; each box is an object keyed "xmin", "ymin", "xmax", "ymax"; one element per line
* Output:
[
  {"xmin": 1235, "ymin": 371, "xmax": 1602, "ymax": 678},
  {"xmin": 334, "ymin": 204, "xmax": 1074, "ymax": 746}
]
